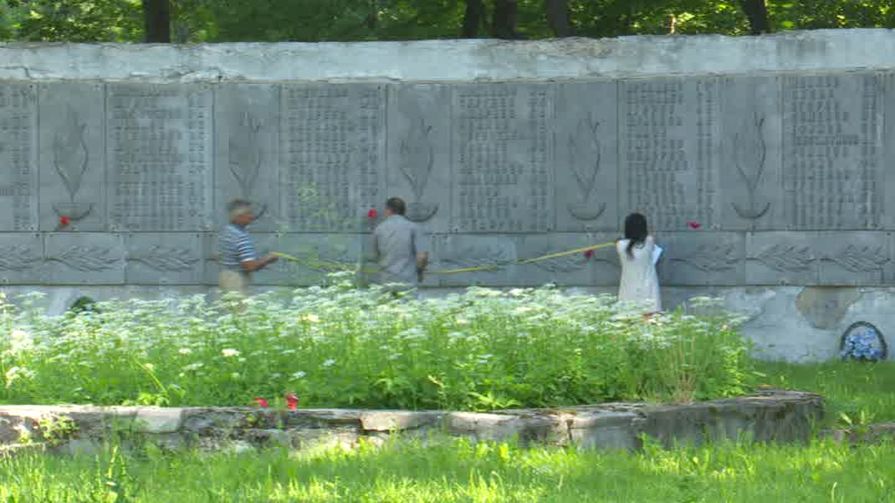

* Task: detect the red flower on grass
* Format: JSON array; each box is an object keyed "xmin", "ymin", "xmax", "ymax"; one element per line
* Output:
[
  {"xmin": 687, "ymin": 221, "xmax": 702, "ymax": 230},
  {"xmin": 285, "ymin": 393, "xmax": 299, "ymax": 411},
  {"xmin": 59, "ymin": 215, "xmax": 71, "ymax": 228},
  {"xmin": 253, "ymin": 397, "xmax": 269, "ymax": 408},
  {"xmin": 583, "ymin": 249, "xmax": 594, "ymax": 259},
  {"xmin": 367, "ymin": 208, "xmax": 378, "ymax": 219}
]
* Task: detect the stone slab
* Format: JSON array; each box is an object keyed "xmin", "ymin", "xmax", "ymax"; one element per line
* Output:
[
  {"xmin": 450, "ymin": 83, "xmax": 554, "ymax": 233},
  {"xmin": 134, "ymin": 408, "xmax": 183, "ymax": 434},
  {"xmin": 657, "ymin": 232, "xmax": 745, "ymax": 286},
  {"xmin": 43, "ymin": 233, "xmax": 125, "ymax": 285},
  {"xmin": 386, "ymin": 84, "xmax": 451, "ymax": 234},
  {"xmin": 279, "ymin": 84, "xmax": 387, "ymax": 232},
  {"xmin": 432, "ymin": 234, "xmax": 519, "ymax": 287},
  {"xmin": 39, "ymin": 82, "xmax": 106, "ymax": 232},
  {"xmin": 719, "ymin": 76, "xmax": 784, "ymax": 231},
  {"xmin": 0, "ymin": 233, "xmax": 42, "ymax": 284},
  {"xmin": 619, "ymin": 77, "xmax": 721, "ymax": 231},
  {"xmin": 106, "ymin": 83, "xmax": 214, "ymax": 232},
  {"xmin": 213, "ymin": 84, "xmax": 280, "ymax": 232},
  {"xmin": 125, "ymin": 233, "xmax": 205, "ymax": 285},
  {"xmin": 554, "ymin": 81, "xmax": 619, "ymax": 232},
  {"xmin": 0, "ymin": 82, "xmax": 38, "ymax": 232}
]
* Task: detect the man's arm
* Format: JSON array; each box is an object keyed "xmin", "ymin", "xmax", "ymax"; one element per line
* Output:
[
  {"xmin": 413, "ymin": 224, "xmax": 430, "ymax": 279},
  {"xmin": 240, "ymin": 254, "xmax": 278, "ymax": 273}
]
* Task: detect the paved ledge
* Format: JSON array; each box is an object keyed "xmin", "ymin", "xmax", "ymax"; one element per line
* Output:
[
  {"xmin": 1, "ymin": 30, "xmax": 894, "ymax": 82},
  {"xmin": 0, "ymin": 390, "xmax": 822, "ymax": 454}
]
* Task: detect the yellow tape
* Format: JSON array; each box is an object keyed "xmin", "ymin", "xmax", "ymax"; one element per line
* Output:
[{"xmin": 273, "ymin": 239, "xmax": 617, "ymax": 276}]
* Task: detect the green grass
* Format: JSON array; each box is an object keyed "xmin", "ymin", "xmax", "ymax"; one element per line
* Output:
[
  {"xmin": 755, "ymin": 361, "xmax": 895, "ymax": 426},
  {"xmin": 1, "ymin": 437, "xmax": 893, "ymax": 502}
]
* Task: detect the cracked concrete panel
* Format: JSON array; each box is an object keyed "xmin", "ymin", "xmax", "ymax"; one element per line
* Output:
[
  {"xmin": 796, "ymin": 287, "xmax": 862, "ymax": 330},
  {"xmin": 386, "ymin": 84, "xmax": 451, "ymax": 234},
  {"xmin": 554, "ymin": 80, "xmax": 619, "ymax": 232},
  {"xmin": 214, "ymin": 84, "xmax": 281, "ymax": 232},
  {"xmin": 719, "ymin": 76, "xmax": 784, "ymax": 231}
]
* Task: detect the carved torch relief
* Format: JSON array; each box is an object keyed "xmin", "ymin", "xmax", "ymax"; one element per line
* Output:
[
  {"xmin": 52, "ymin": 107, "xmax": 92, "ymax": 223},
  {"xmin": 566, "ymin": 113, "xmax": 605, "ymax": 222},
  {"xmin": 399, "ymin": 117, "xmax": 438, "ymax": 222},
  {"xmin": 228, "ymin": 111, "xmax": 267, "ymax": 220}
]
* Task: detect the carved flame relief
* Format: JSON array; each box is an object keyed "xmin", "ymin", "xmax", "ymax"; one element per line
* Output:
[
  {"xmin": 567, "ymin": 113, "xmax": 605, "ymax": 222},
  {"xmin": 52, "ymin": 107, "xmax": 93, "ymax": 221},
  {"xmin": 731, "ymin": 113, "xmax": 770, "ymax": 222},
  {"xmin": 399, "ymin": 117, "xmax": 438, "ymax": 222},
  {"xmin": 228, "ymin": 111, "xmax": 266, "ymax": 219}
]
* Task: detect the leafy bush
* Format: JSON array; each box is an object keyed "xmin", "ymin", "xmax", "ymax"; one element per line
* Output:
[{"xmin": 0, "ymin": 279, "xmax": 754, "ymax": 410}]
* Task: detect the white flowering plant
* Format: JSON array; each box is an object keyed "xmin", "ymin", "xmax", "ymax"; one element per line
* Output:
[{"xmin": 0, "ymin": 283, "xmax": 754, "ymax": 411}]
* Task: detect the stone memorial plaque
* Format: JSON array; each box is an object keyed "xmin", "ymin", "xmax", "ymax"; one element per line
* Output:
[
  {"xmin": 554, "ymin": 81, "xmax": 619, "ymax": 232},
  {"xmin": 745, "ymin": 232, "xmax": 819, "ymax": 285},
  {"xmin": 44, "ymin": 233, "xmax": 125, "ymax": 285},
  {"xmin": 620, "ymin": 77, "xmax": 721, "ymax": 231},
  {"xmin": 214, "ymin": 84, "xmax": 280, "ymax": 232},
  {"xmin": 39, "ymin": 83, "xmax": 106, "ymax": 232},
  {"xmin": 818, "ymin": 232, "xmax": 890, "ymax": 285},
  {"xmin": 386, "ymin": 84, "xmax": 450, "ymax": 233},
  {"xmin": 881, "ymin": 73, "xmax": 895, "ymax": 230},
  {"xmin": 280, "ymin": 84, "xmax": 386, "ymax": 232},
  {"xmin": 125, "ymin": 233, "xmax": 205, "ymax": 284},
  {"xmin": 0, "ymin": 234, "xmax": 42, "ymax": 284},
  {"xmin": 720, "ymin": 76, "xmax": 785, "ymax": 231},
  {"xmin": 518, "ymin": 233, "xmax": 620, "ymax": 287},
  {"xmin": 782, "ymin": 74, "xmax": 884, "ymax": 230},
  {"xmin": 450, "ymin": 84, "xmax": 554, "ymax": 233},
  {"xmin": 433, "ymin": 234, "xmax": 518, "ymax": 287},
  {"xmin": 0, "ymin": 83, "xmax": 37, "ymax": 231},
  {"xmin": 106, "ymin": 84, "xmax": 213, "ymax": 231},
  {"xmin": 657, "ymin": 232, "xmax": 744, "ymax": 286}
]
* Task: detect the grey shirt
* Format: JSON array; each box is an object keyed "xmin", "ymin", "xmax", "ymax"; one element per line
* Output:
[{"xmin": 371, "ymin": 215, "xmax": 430, "ymax": 285}]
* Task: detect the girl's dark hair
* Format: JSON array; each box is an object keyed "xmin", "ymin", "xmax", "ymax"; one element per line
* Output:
[{"xmin": 624, "ymin": 213, "xmax": 648, "ymax": 258}]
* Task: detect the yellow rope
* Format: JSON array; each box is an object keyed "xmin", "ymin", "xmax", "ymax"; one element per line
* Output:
[{"xmin": 273, "ymin": 240, "xmax": 617, "ymax": 276}]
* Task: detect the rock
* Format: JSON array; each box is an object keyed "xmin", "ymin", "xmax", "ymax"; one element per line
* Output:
[
  {"xmin": 568, "ymin": 410, "xmax": 643, "ymax": 450},
  {"xmin": 360, "ymin": 411, "xmax": 442, "ymax": 432},
  {"xmin": 134, "ymin": 408, "xmax": 183, "ymax": 434}
]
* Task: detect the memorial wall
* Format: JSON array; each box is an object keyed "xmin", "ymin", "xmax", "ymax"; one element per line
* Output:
[{"xmin": 3, "ymin": 31, "xmax": 895, "ymax": 360}]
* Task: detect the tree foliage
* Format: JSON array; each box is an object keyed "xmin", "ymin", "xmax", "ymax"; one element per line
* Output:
[{"xmin": 0, "ymin": 0, "xmax": 892, "ymax": 43}]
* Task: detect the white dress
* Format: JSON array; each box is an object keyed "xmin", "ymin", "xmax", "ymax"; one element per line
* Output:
[{"xmin": 616, "ymin": 236, "xmax": 661, "ymax": 312}]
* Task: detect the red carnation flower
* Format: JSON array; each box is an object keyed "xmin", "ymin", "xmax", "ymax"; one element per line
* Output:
[
  {"xmin": 583, "ymin": 249, "xmax": 594, "ymax": 259},
  {"xmin": 59, "ymin": 215, "xmax": 71, "ymax": 227},
  {"xmin": 285, "ymin": 393, "xmax": 299, "ymax": 411},
  {"xmin": 253, "ymin": 397, "xmax": 269, "ymax": 408},
  {"xmin": 367, "ymin": 208, "xmax": 378, "ymax": 219},
  {"xmin": 687, "ymin": 221, "xmax": 701, "ymax": 230}
]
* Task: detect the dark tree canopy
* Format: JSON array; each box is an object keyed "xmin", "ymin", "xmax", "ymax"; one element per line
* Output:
[{"xmin": 0, "ymin": 0, "xmax": 892, "ymax": 43}]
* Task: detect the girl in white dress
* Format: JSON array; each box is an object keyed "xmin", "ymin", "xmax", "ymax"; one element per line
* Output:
[{"xmin": 616, "ymin": 213, "xmax": 661, "ymax": 313}]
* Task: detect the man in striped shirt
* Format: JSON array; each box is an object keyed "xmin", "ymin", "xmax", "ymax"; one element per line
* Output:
[{"xmin": 218, "ymin": 199, "xmax": 278, "ymax": 296}]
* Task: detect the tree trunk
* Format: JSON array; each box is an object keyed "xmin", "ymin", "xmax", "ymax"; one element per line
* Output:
[
  {"xmin": 143, "ymin": 0, "xmax": 171, "ymax": 43},
  {"xmin": 545, "ymin": 0, "xmax": 573, "ymax": 37},
  {"xmin": 492, "ymin": 0, "xmax": 520, "ymax": 39},
  {"xmin": 462, "ymin": 0, "xmax": 485, "ymax": 37},
  {"xmin": 738, "ymin": 0, "xmax": 771, "ymax": 34}
]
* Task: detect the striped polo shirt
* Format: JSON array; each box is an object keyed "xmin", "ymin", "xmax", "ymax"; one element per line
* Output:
[{"xmin": 219, "ymin": 223, "xmax": 258, "ymax": 270}]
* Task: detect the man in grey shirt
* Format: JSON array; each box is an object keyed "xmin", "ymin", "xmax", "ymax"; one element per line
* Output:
[{"xmin": 371, "ymin": 197, "xmax": 430, "ymax": 289}]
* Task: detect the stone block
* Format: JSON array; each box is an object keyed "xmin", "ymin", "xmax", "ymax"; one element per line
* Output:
[
  {"xmin": 44, "ymin": 233, "xmax": 125, "ymax": 285},
  {"xmin": 444, "ymin": 411, "xmax": 566, "ymax": 444},
  {"xmin": 386, "ymin": 84, "xmax": 450, "ymax": 234},
  {"xmin": 567, "ymin": 410, "xmax": 643, "ymax": 450},
  {"xmin": 0, "ymin": 233, "xmax": 43, "ymax": 284},
  {"xmin": 517, "ymin": 233, "xmax": 619, "ymax": 287},
  {"xmin": 554, "ymin": 80, "xmax": 619, "ymax": 232},
  {"xmin": 281, "ymin": 409, "xmax": 363, "ymax": 430},
  {"xmin": 39, "ymin": 82, "xmax": 106, "ymax": 232},
  {"xmin": 290, "ymin": 428, "xmax": 359, "ymax": 450},
  {"xmin": 781, "ymin": 73, "xmax": 885, "ymax": 231},
  {"xmin": 134, "ymin": 408, "xmax": 183, "ymax": 434},
  {"xmin": 214, "ymin": 84, "xmax": 281, "ymax": 232},
  {"xmin": 719, "ymin": 76, "xmax": 785, "ymax": 231},
  {"xmin": 619, "ymin": 77, "xmax": 722, "ymax": 231},
  {"xmin": 657, "ymin": 232, "xmax": 745, "ymax": 286},
  {"xmin": 360, "ymin": 411, "xmax": 442, "ymax": 432},
  {"xmin": 125, "ymin": 233, "xmax": 205, "ymax": 285},
  {"xmin": 279, "ymin": 84, "xmax": 387, "ymax": 232},
  {"xmin": 106, "ymin": 83, "xmax": 214, "ymax": 232},
  {"xmin": 0, "ymin": 82, "xmax": 38, "ymax": 232},
  {"xmin": 450, "ymin": 83, "xmax": 554, "ymax": 234}
]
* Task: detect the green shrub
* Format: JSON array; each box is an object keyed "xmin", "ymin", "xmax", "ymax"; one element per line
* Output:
[{"xmin": 0, "ymin": 280, "xmax": 754, "ymax": 410}]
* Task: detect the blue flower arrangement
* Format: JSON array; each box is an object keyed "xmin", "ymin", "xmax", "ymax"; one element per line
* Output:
[{"xmin": 840, "ymin": 322, "xmax": 887, "ymax": 362}]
